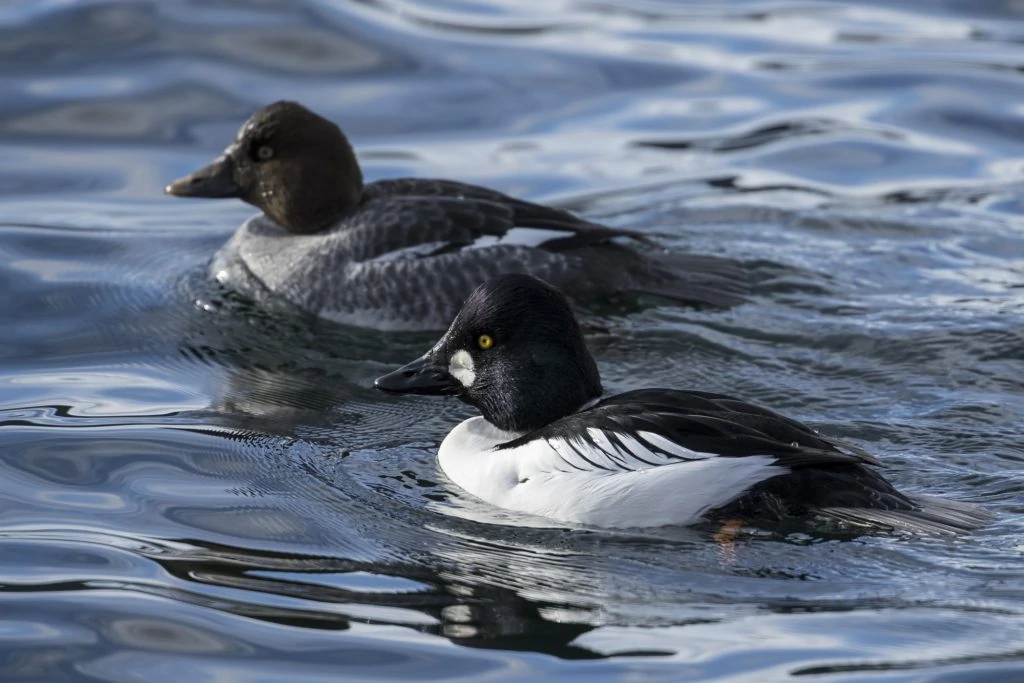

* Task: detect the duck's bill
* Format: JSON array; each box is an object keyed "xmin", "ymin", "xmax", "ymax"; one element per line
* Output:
[
  {"xmin": 165, "ymin": 155, "xmax": 242, "ymax": 198},
  {"xmin": 374, "ymin": 353, "xmax": 462, "ymax": 396}
]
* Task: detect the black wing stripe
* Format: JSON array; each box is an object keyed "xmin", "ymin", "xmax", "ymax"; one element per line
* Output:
[
  {"xmin": 570, "ymin": 440, "xmax": 617, "ymax": 472},
  {"xmin": 541, "ymin": 429, "xmax": 716, "ymax": 473},
  {"xmin": 500, "ymin": 389, "xmax": 881, "ymax": 472},
  {"xmin": 548, "ymin": 437, "xmax": 610, "ymax": 472},
  {"xmin": 606, "ymin": 431, "xmax": 671, "ymax": 467},
  {"xmin": 630, "ymin": 431, "xmax": 693, "ymax": 463}
]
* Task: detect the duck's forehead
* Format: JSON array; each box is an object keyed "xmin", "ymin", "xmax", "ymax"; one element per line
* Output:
[
  {"xmin": 425, "ymin": 328, "xmax": 451, "ymax": 357},
  {"xmin": 453, "ymin": 294, "xmax": 496, "ymax": 327},
  {"xmin": 445, "ymin": 313, "xmax": 485, "ymax": 344},
  {"xmin": 235, "ymin": 119, "xmax": 258, "ymax": 142},
  {"xmin": 431, "ymin": 322, "xmax": 472, "ymax": 357}
]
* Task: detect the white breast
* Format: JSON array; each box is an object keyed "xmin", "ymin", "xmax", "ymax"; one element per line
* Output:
[{"xmin": 437, "ymin": 417, "xmax": 781, "ymax": 528}]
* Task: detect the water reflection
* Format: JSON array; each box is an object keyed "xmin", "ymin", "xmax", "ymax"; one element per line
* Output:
[{"xmin": 154, "ymin": 540, "xmax": 611, "ymax": 658}]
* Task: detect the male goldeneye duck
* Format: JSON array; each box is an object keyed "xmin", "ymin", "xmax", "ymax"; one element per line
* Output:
[
  {"xmin": 166, "ymin": 100, "xmax": 746, "ymax": 331},
  {"xmin": 375, "ymin": 274, "xmax": 991, "ymax": 533}
]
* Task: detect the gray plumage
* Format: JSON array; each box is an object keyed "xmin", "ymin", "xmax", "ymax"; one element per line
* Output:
[{"xmin": 169, "ymin": 101, "xmax": 747, "ymax": 331}]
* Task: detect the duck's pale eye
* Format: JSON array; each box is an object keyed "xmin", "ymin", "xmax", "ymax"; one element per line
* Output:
[
  {"xmin": 257, "ymin": 145, "xmax": 274, "ymax": 161},
  {"xmin": 477, "ymin": 334, "xmax": 493, "ymax": 350}
]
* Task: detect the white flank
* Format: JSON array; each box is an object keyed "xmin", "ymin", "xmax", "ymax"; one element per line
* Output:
[{"xmin": 437, "ymin": 417, "xmax": 782, "ymax": 528}]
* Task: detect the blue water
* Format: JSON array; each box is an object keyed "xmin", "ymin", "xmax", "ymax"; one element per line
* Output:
[{"xmin": 1, "ymin": 1, "xmax": 1023, "ymax": 681}]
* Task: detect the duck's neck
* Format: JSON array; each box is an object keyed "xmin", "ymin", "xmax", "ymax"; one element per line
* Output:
[
  {"xmin": 261, "ymin": 144, "xmax": 364, "ymax": 235},
  {"xmin": 481, "ymin": 387, "xmax": 603, "ymax": 434},
  {"xmin": 268, "ymin": 185, "xmax": 362, "ymax": 236}
]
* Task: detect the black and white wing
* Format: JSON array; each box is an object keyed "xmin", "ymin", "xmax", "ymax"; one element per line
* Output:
[
  {"xmin": 362, "ymin": 179, "xmax": 748, "ymax": 309},
  {"xmin": 368, "ymin": 178, "xmax": 646, "ymax": 237},
  {"xmin": 349, "ymin": 180, "xmax": 646, "ymax": 263},
  {"xmin": 498, "ymin": 388, "xmax": 876, "ymax": 473},
  {"xmin": 504, "ymin": 389, "xmax": 990, "ymax": 533}
]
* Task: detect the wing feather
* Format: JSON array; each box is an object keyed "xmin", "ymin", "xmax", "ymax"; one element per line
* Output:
[
  {"xmin": 489, "ymin": 389, "xmax": 987, "ymax": 533},
  {"xmin": 357, "ymin": 179, "xmax": 646, "ymax": 261},
  {"xmin": 499, "ymin": 389, "xmax": 876, "ymax": 474}
]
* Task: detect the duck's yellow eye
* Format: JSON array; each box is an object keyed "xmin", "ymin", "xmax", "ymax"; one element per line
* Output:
[
  {"xmin": 257, "ymin": 145, "xmax": 274, "ymax": 161},
  {"xmin": 477, "ymin": 334, "xmax": 493, "ymax": 350}
]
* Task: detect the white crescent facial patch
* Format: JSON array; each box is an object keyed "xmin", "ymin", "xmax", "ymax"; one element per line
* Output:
[{"xmin": 449, "ymin": 349, "xmax": 476, "ymax": 388}]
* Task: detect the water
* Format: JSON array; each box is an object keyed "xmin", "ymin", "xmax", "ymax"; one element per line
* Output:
[{"xmin": 1, "ymin": 0, "xmax": 1023, "ymax": 680}]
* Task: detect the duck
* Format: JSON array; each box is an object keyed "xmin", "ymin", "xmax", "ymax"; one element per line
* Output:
[
  {"xmin": 166, "ymin": 101, "xmax": 746, "ymax": 331},
  {"xmin": 374, "ymin": 273, "xmax": 991, "ymax": 533}
]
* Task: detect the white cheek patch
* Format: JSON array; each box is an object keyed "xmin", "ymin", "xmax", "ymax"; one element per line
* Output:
[{"xmin": 449, "ymin": 350, "xmax": 476, "ymax": 388}]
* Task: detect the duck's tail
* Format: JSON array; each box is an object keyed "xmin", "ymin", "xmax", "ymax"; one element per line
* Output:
[
  {"xmin": 819, "ymin": 495, "xmax": 994, "ymax": 535},
  {"xmin": 639, "ymin": 251, "xmax": 749, "ymax": 309}
]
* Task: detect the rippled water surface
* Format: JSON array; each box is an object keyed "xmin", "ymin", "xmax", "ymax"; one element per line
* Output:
[{"xmin": 2, "ymin": 1, "xmax": 1023, "ymax": 681}]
